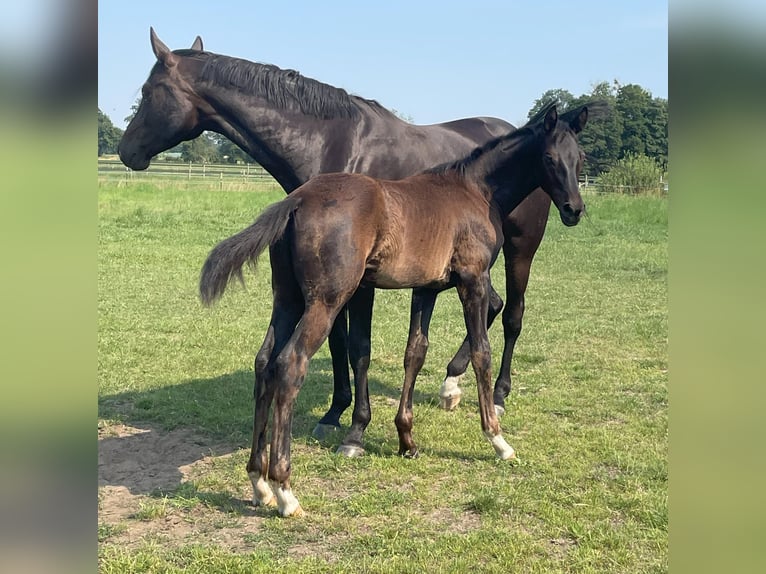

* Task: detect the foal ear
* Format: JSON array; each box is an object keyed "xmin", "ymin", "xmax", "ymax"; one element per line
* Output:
[
  {"xmin": 150, "ymin": 27, "xmax": 178, "ymax": 68},
  {"xmin": 191, "ymin": 35, "xmax": 203, "ymax": 51},
  {"xmin": 544, "ymin": 105, "xmax": 558, "ymax": 133},
  {"xmin": 570, "ymin": 106, "xmax": 589, "ymax": 134}
]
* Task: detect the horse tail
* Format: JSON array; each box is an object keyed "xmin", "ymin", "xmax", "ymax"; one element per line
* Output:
[{"xmin": 199, "ymin": 196, "xmax": 301, "ymax": 306}]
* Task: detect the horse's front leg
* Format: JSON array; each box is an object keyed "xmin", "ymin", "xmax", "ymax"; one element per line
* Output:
[
  {"xmin": 439, "ymin": 281, "xmax": 503, "ymax": 410},
  {"xmin": 395, "ymin": 288, "xmax": 438, "ymax": 458},
  {"xmin": 337, "ymin": 286, "xmax": 375, "ymax": 457},
  {"xmin": 456, "ymin": 271, "xmax": 515, "ymax": 461}
]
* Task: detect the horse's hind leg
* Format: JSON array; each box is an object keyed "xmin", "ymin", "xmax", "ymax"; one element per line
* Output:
[
  {"xmin": 246, "ymin": 297, "xmax": 302, "ymax": 509},
  {"xmin": 395, "ymin": 288, "xmax": 438, "ymax": 458},
  {"xmin": 439, "ymin": 282, "xmax": 503, "ymax": 410},
  {"xmin": 247, "ymin": 242, "xmax": 304, "ymax": 509},
  {"xmin": 337, "ymin": 286, "xmax": 375, "ymax": 457},
  {"xmin": 312, "ymin": 308, "xmax": 352, "ymax": 439},
  {"xmin": 456, "ymin": 271, "xmax": 515, "ymax": 461},
  {"xmin": 270, "ymin": 300, "xmax": 346, "ymax": 517}
]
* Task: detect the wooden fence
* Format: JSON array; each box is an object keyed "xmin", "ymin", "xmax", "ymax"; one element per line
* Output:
[
  {"xmin": 97, "ymin": 158, "xmax": 279, "ymax": 190},
  {"xmin": 98, "ymin": 158, "xmax": 667, "ymax": 194}
]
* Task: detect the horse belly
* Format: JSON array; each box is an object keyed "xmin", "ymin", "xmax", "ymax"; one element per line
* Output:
[{"xmin": 364, "ymin": 256, "xmax": 450, "ymax": 289}]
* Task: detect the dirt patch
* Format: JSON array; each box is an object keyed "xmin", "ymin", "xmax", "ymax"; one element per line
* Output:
[{"xmin": 98, "ymin": 422, "xmax": 265, "ymax": 551}]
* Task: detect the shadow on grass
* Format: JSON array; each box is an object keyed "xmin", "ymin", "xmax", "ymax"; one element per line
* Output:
[{"xmin": 98, "ymin": 357, "xmax": 435, "ymax": 495}]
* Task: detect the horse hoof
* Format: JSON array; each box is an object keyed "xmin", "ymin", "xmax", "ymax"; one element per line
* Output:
[
  {"xmin": 494, "ymin": 404, "xmax": 506, "ymax": 417},
  {"xmin": 336, "ymin": 444, "xmax": 365, "ymax": 458},
  {"xmin": 275, "ymin": 487, "xmax": 303, "ymax": 517},
  {"xmin": 439, "ymin": 393, "xmax": 462, "ymax": 411},
  {"xmin": 399, "ymin": 448, "xmax": 419, "ymax": 459},
  {"xmin": 312, "ymin": 423, "xmax": 340, "ymax": 441},
  {"xmin": 439, "ymin": 376, "xmax": 463, "ymax": 410}
]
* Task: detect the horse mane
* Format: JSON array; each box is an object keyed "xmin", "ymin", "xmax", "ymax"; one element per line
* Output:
[
  {"xmin": 173, "ymin": 50, "xmax": 387, "ymax": 120},
  {"xmin": 424, "ymin": 100, "xmax": 610, "ymax": 177}
]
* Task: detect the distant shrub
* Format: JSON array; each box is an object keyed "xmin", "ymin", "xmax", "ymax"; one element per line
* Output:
[{"xmin": 597, "ymin": 153, "xmax": 665, "ymax": 195}]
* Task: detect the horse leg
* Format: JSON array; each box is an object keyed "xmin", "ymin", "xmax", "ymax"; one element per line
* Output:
[
  {"xmin": 395, "ymin": 288, "xmax": 438, "ymax": 458},
  {"xmin": 270, "ymin": 300, "xmax": 344, "ymax": 517},
  {"xmin": 246, "ymin": 298, "xmax": 302, "ymax": 509},
  {"xmin": 492, "ymin": 200, "xmax": 548, "ymax": 415},
  {"xmin": 312, "ymin": 307, "xmax": 352, "ymax": 439},
  {"xmin": 492, "ymin": 249, "xmax": 534, "ymax": 416},
  {"xmin": 337, "ymin": 286, "xmax": 375, "ymax": 457},
  {"xmin": 456, "ymin": 271, "xmax": 515, "ymax": 461},
  {"xmin": 439, "ymin": 282, "xmax": 503, "ymax": 410}
]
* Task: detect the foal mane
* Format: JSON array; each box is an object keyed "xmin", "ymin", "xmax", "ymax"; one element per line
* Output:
[
  {"xmin": 173, "ymin": 49, "xmax": 386, "ymax": 120},
  {"xmin": 424, "ymin": 100, "xmax": 610, "ymax": 177}
]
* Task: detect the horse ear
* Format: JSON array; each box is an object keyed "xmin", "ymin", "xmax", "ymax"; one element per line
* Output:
[
  {"xmin": 191, "ymin": 36, "xmax": 203, "ymax": 51},
  {"xmin": 150, "ymin": 27, "xmax": 178, "ymax": 68},
  {"xmin": 570, "ymin": 106, "xmax": 589, "ymax": 134},
  {"xmin": 544, "ymin": 105, "xmax": 558, "ymax": 133}
]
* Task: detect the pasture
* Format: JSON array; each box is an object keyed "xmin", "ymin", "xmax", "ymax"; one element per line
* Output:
[{"xmin": 98, "ymin": 182, "xmax": 667, "ymax": 573}]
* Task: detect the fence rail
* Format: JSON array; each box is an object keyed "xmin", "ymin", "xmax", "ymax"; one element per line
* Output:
[
  {"xmin": 98, "ymin": 158, "xmax": 667, "ymax": 195},
  {"xmin": 98, "ymin": 158, "xmax": 279, "ymax": 190}
]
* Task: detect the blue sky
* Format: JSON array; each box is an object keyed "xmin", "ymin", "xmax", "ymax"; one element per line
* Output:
[{"xmin": 98, "ymin": 1, "xmax": 667, "ymax": 130}]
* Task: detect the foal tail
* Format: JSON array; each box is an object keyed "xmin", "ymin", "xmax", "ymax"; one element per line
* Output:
[{"xmin": 199, "ymin": 196, "xmax": 301, "ymax": 306}]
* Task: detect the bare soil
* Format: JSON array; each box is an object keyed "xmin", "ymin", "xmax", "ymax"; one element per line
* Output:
[{"xmin": 98, "ymin": 422, "xmax": 268, "ymax": 552}]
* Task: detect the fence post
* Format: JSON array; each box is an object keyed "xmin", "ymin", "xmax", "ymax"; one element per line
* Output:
[{"xmin": 188, "ymin": 161, "xmax": 192, "ymax": 180}]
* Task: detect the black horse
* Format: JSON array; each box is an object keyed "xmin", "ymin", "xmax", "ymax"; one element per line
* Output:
[
  {"xmin": 119, "ymin": 29, "xmax": 557, "ymax": 438},
  {"xmin": 199, "ymin": 103, "xmax": 592, "ymax": 516}
]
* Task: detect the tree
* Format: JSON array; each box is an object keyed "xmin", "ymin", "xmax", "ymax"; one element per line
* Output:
[
  {"xmin": 645, "ymin": 97, "xmax": 668, "ymax": 170},
  {"xmin": 526, "ymin": 81, "xmax": 667, "ymax": 176},
  {"xmin": 179, "ymin": 132, "xmax": 219, "ymax": 163},
  {"xmin": 527, "ymin": 89, "xmax": 575, "ymax": 119},
  {"xmin": 215, "ymin": 136, "xmax": 251, "ymax": 164},
  {"xmin": 616, "ymin": 84, "xmax": 652, "ymax": 158},
  {"xmin": 98, "ymin": 108, "xmax": 123, "ymax": 156},
  {"xmin": 571, "ymin": 82, "xmax": 623, "ymax": 175},
  {"xmin": 124, "ymin": 97, "xmax": 141, "ymax": 126}
]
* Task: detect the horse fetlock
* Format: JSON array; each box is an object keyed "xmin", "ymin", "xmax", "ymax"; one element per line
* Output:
[
  {"xmin": 336, "ymin": 444, "xmax": 366, "ymax": 457},
  {"xmin": 484, "ymin": 431, "xmax": 516, "ymax": 460},
  {"xmin": 494, "ymin": 404, "xmax": 506, "ymax": 417},
  {"xmin": 275, "ymin": 486, "xmax": 303, "ymax": 517},
  {"xmin": 312, "ymin": 423, "xmax": 341, "ymax": 441},
  {"xmin": 439, "ymin": 375, "xmax": 463, "ymax": 410},
  {"xmin": 251, "ymin": 474, "xmax": 276, "ymax": 507}
]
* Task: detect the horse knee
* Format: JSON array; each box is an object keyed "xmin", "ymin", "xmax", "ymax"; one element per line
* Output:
[
  {"xmin": 502, "ymin": 301, "xmax": 524, "ymax": 338},
  {"xmin": 470, "ymin": 344, "xmax": 492, "ymax": 373},
  {"xmin": 404, "ymin": 333, "xmax": 428, "ymax": 366}
]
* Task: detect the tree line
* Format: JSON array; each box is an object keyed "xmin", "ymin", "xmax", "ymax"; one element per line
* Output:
[{"xmin": 99, "ymin": 80, "xmax": 667, "ymax": 182}]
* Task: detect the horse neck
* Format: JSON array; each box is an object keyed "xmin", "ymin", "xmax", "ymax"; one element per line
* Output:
[
  {"xmin": 192, "ymin": 76, "xmax": 360, "ymax": 192},
  {"xmin": 464, "ymin": 131, "xmax": 542, "ymax": 217}
]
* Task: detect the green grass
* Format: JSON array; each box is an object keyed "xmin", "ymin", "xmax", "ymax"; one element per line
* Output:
[{"xmin": 98, "ymin": 182, "xmax": 667, "ymax": 573}]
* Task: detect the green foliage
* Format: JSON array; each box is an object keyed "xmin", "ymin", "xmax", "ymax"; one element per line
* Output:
[
  {"xmin": 98, "ymin": 108, "xmax": 123, "ymax": 156},
  {"xmin": 597, "ymin": 152, "xmax": 665, "ymax": 195},
  {"xmin": 178, "ymin": 133, "xmax": 220, "ymax": 163},
  {"xmin": 528, "ymin": 82, "xmax": 668, "ymax": 176},
  {"xmin": 527, "ymin": 88, "xmax": 575, "ymax": 119}
]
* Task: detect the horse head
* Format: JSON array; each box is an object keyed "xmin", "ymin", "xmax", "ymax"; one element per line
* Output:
[
  {"xmin": 118, "ymin": 28, "xmax": 206, "ymax": 170},
  {"xmin": 537, "ymin": 104, "xmax": 589, "ymax": 227}
]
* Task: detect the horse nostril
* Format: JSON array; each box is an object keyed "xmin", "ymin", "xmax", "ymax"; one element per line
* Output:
[{"xmin": 562, "ymin": 202, "xmax": 582, "ymax": 217}]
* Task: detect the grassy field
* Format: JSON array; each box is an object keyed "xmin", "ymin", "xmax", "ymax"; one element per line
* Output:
[{"xmin": 98, "ymin": 182, "xmax": 667, "ymax": 573}]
